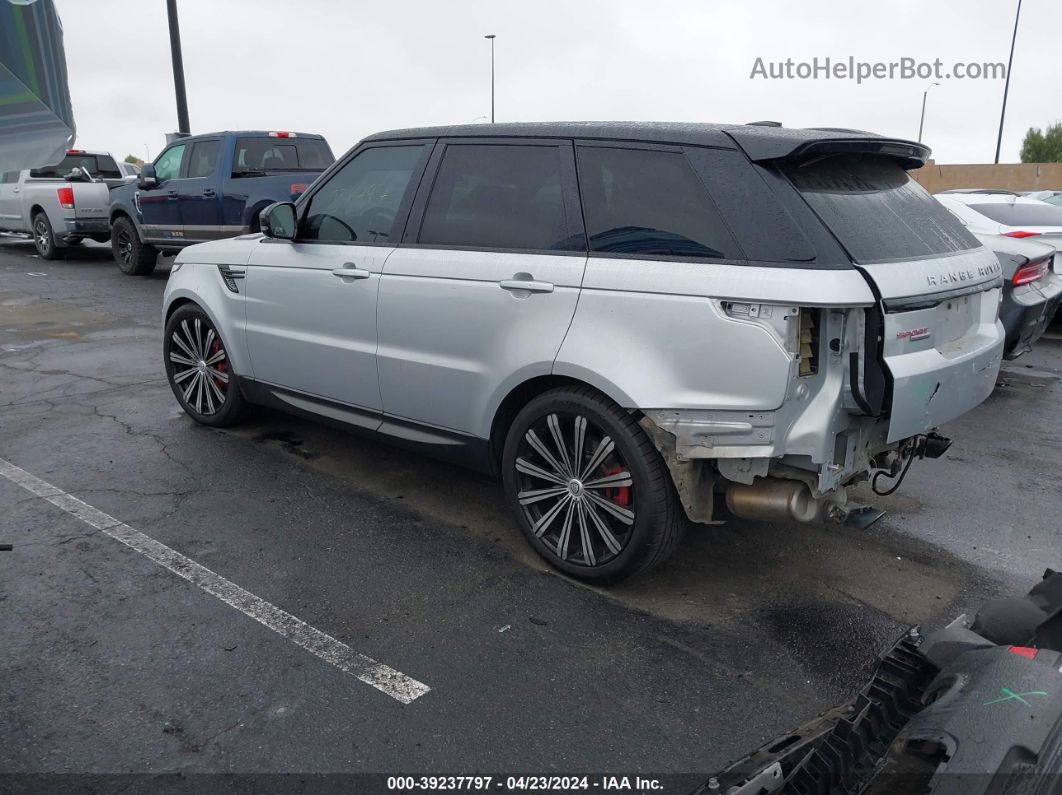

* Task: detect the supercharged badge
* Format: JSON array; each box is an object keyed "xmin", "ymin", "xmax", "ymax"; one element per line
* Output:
[{"xmin": 897, "ymin": 327, "xmax": 931, "ymax": 341}]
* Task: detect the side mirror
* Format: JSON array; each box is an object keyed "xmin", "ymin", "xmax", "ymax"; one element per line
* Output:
[
  {"xmin": 138, "ymin": 164, "xmax": 158, "ymax": 190},
  {"xmin": 260, "ymin": 202, "xmax": 297, "ymax": 240}
]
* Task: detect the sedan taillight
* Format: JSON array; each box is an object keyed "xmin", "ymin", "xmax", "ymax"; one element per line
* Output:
[
  {"xmin": 1013, "ymin": 257, "xmax": 1050, "ymax": 286},
  {"xmin": 57, "ymin": 187, "xmax": 74, "ymax": 209}
]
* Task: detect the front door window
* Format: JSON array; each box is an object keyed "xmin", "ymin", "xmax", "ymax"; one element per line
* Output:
[{"xmin": 154, "ymin": 145, "xmax": 186, "ymax": 183}]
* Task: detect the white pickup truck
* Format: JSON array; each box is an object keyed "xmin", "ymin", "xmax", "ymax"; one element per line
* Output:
[{"xmin": 0, "ymin": 150, "xmax": 128, "ymax": 259}]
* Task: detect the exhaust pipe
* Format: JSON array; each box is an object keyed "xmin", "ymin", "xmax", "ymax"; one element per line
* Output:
[{"xmin": 726, "ymin": 478, "xmax": 833, "ymax": 523}]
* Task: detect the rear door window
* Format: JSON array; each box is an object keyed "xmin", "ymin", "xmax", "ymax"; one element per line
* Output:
[
  {"xmin": 187, "ymin": 140, "xmax": 220, "ymax": 179},
  {"xmin": 966, "ymin": 202, "xmax": 1062, "ymax": 227},
  {"xmin": 418, "ymin": 143, "xmax": 578, "ymax": 251},
  {"xmin": 576, "ymin": 145, "xmax": 738, "ymax": 260},
  {"xmin": 784, "ymin": 155, "xmax": 979, "ymax": 263}
]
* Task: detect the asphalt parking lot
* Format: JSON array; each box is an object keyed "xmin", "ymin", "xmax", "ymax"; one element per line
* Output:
[{"xmin": 2, "ymin": 238, "xmax": 1061, "ymax": 782}]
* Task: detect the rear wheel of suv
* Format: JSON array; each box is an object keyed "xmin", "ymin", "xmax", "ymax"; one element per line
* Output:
[
  {"xmin": 32, "ymin": 212, "xmax": 63, "ymax": 260},
  {"xmin": 164, "ymin": 304, "xmax": 245, "ymax": 427},
  {"xmin": 111, "ymin": 216, "xmax": 158, "ymax": 275},
  {"xmin": 502, "ymin": 386, "xmax": 684, "ymax": 584}
]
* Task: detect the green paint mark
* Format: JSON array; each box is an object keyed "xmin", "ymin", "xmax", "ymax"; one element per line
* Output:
[
  {"xmin": 13, "ymin": 11, "xmax": 41, "ymax": 95},
  {"xmin": 984, "ymin": 687, "xmax": 1049, "ymax": 707}
]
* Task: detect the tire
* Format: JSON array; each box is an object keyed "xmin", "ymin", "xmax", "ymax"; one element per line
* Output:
[
  {"xmin": 111, "ymin": 216, "xmax": 157, "ymax": 275},
  {"xmin": 164, "ymin": 304, "xmax": 246, "ymax": 427},
  {"xmin": 502, "ymin": 386, "xmax": 684, "ymax": 584},
  {"xmin": 32, "ymin": 212, "xmax": 63, "ymax": 260}
]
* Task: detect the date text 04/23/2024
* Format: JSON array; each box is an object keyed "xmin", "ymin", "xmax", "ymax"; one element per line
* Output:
[{"xmin": 386, "ymin": 776, "xmax": 665, "ymax": 791}]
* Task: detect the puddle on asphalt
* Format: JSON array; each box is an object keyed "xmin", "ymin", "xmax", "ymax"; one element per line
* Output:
[
  {"xmin": 230, "ymin": 409, "xmax": 975, "ymax": 632},
  {"xmin": 0, "ymin": 292, "xmax": 116, "ymax": 341}
]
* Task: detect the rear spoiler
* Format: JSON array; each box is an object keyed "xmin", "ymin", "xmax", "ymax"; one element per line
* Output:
[{"xmin": 724, "ymin": 128, "xmax": 931, "ymax": 170}]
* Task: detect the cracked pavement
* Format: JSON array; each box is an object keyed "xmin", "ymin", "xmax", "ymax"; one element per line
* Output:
[{"xmin": 1, "ymin": 239, "xmax": 1060, "ymax": 781}]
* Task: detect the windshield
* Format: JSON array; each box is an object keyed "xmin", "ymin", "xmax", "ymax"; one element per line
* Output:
[
  {"xmin": 784, "ymin": 154, "xmax": 980, "ymax": 263},
  {"xmin": 969, "ymin": 202, "xmax": 1062, "ymax": 227},
  {"xmin": 30, "ymin": 153, "xmax": 122, "ymax": 179},
  {"xmin": 232, "ymin": 137, "xmax": 334, "ymax": 176}
]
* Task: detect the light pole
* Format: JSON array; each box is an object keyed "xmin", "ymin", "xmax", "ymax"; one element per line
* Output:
[
  {"xmin": 994, "ymin": 0, "xmax": 1023, "ymax": 163},
  {"xmin": 484, "ymin": 34, "xmax": 496, "ymax": 123},
  {"xmin": 917, "ymin": 82, "xmax": 940, "ymax": 143},
  {"xmin": 166, "ymin": 0, "xmax": 190, "ymax": 135}
]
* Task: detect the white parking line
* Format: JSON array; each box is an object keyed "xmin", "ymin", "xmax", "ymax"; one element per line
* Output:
[{"xmin": 0, "ymin": 456, "xmax": 431, "ymax": 704}]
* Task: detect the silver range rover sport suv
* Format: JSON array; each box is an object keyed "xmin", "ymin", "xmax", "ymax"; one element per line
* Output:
[{"xmin": 162, "ymin": 122, "xmax": 1004, "ymax": 583}]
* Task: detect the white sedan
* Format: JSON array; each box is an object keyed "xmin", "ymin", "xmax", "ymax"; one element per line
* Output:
[{"xmin": 935, "ymin": 190, "xmax": 1062, "ymax": 267}]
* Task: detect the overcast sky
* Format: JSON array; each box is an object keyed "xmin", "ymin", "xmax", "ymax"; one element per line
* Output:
[{"xmin": 53, "ymin": 0, "xmax": 1060, "ymax": 165}]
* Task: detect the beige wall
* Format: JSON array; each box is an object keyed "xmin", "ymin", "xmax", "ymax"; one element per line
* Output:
[{"xmin": 912, "ymin": 160, "xmax": 1062, "ymax": 194}]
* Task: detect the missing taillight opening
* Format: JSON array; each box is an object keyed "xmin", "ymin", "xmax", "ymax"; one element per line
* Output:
[{"xmin": 798, "ymin": 308, "xmax": 819, "ymax": 376}]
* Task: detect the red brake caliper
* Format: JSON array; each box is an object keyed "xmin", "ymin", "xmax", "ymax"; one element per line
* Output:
[
  {"xmin": 209, "ymin": 340, "xmax": 227, "ymax": 389},
  {"xmin": 603, "ymin": 465, "xmax": 631, "ymax": 507}
]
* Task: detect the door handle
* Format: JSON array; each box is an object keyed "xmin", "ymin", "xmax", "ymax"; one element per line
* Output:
[
  {"xmin": 12, "ymin": 187, "xmax": 19, "ymax": 194},
  {"xmin": 167, "ymin": 190, "xmax": 178, "ymax": 199},
  {"xmin": 202, "ymin": 188, "xmax": 216, "ymax": 197},
  {"xmin": 499, "ymin": 278, "xmax": 554, "ymax": 294},
  {"xmin": 332, "ymin": 264, "xmax": 371, "ymax": 280}
]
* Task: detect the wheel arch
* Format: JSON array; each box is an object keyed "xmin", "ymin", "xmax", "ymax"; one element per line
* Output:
[
  {"xmin": 109, "ymin": 208, "xmax": 143, "ymax": 240},
  {"xmin": 164, "ymin": 296, "xmax": 195, "ymax": 324},
  {"xmin": 488, "ymin": 374, "xmax": 637, "ymax": 471},
  {"xmin": 163, "ymin": 283, "xmax": 252, "ymax": 379}
]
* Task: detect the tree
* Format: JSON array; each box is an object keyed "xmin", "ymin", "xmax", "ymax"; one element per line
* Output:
[
  {"xmin": 123, "ymin": 154, "xmax": 144, "ymax": 167},
  {"xmin": 1020, "ymin": 123, "xmax": 1062, "ymax": 163}
]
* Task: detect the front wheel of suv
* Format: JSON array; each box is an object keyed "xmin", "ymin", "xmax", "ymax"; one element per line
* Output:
[
  {"xmin": 502, "ymin": 386, "xmax": 684, "ymax": 584},
  {"xmin": 164, "ymin": 304, "xmax": 245, "ymax": 427}
]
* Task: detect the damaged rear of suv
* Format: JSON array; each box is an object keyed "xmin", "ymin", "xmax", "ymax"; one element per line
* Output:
[
  {"xmin": 541, "ymin": 123, "xmax": 1003, "ymax": 580},
  {"xmin": 629, "ymin": 128, "xmax": 1004, "ymax": 532}
]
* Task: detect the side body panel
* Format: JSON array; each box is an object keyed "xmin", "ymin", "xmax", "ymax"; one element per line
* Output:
[
  {"xmin": 378, "ymin": 248, "xmax": 587, "ymax": 436},
  {"xmin": 243, "ymin": 238, "xmax": 387, "ymax": 422},
  {"xmin": 555, "ymin": 259, "xmax": 875, "ymax": 411},
  {"xmin": 0, "ymin": 171, "xmax": 26, "ymax": 229}
]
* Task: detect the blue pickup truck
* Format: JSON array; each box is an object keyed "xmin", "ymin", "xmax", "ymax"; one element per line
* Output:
[{"xmin": 108, "ymin": 130, "xmax": 334, "ymax": 275}]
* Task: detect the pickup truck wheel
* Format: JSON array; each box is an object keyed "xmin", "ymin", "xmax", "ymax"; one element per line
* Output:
[
  {"xmin": 32, "ymin": 213, "xmax": 63, "ymax": 260},
  {"xmin": 164, "ymin": 304, "xmax": 245, "ymax": 427},
  {"xmin": 502, "ymin": 386, "xmax": 684, "ymax": 584},
  {"xmin": 111, "ymin": 216, "xmax": 157, "ymax": 275}
]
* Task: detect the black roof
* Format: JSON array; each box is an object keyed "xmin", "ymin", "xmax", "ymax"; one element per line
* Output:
[{"xmin": 363, "ymin": 121, "xmax": 930, "ymax": 167}]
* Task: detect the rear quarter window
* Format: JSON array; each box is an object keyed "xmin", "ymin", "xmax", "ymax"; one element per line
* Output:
[
  {"xmin": 683, "ymin": 147, "xmax": 818, "ymax": 264},
  {"xmin": 784, "ymin": 155, "xmax": 980, "ymax": 263},
  {"xmin": 576, "ymin": 144, "xmax": 738, "ymax": 260}
]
